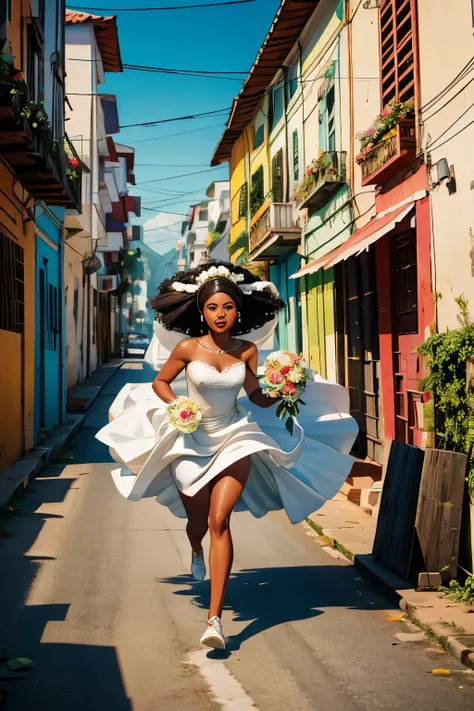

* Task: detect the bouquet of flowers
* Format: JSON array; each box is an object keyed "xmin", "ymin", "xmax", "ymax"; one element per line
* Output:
[
  {"xmin": 259, "ymin": 351, "xmax": 307, "ymax": 435},
  {"xmin": 167, "ymin": 397, "xmax": 202, "ymax": 434}
]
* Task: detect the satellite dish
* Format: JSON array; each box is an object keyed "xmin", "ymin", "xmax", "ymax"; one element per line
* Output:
[{"xmin": 82, "ymin": 252, "xmax": 101, "ymax": 275}]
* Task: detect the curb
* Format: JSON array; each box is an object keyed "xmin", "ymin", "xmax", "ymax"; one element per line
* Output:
[
  {"xmin": 306, "ymin": 522, "xmax": 474, "ymax": 671},
  {"xmin": 402, "ymin": 599, "xmax": 474, "ymax": 671}
]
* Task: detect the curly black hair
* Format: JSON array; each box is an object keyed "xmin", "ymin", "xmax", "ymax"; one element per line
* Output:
[{"xmin": 150, "ymin": 260, "xmax": 285, "ymax": 337}]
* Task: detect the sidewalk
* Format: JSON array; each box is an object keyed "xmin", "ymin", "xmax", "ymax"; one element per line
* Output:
[
  {"xmin": 0, "ymin": 360, "xmax": 122, "ymax": 508},
  {"xmin": 307, "ymin": 494, "xmax": 474, "ymax": 670}
]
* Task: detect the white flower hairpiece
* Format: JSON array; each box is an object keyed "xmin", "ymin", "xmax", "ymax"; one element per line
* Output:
[
  {"xmin": 171, "ymin": 265, "xmax": 245, "ymax": 294},
  {"xmin": 195, "ymin": 265, "xmax": 245, "ymax": 287}
]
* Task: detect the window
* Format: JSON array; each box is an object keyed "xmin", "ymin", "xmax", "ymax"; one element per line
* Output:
[
  {"xmin": 292, "ymin": 130, "xmax": 299, "ymax": 181},
  {"xmin": 380, "ymin": 0, "xmax": 416, "ymax": 107},
  {"xmin": 253, "ymin": 111, "xmax": 265, "ymax": 150},
  {"xmin": 250, "ymin": 166, "xmax": 264, "ymax": 216},
  {"xmin": 238, "ymin": 183, "xmax": 248, "ymax": 219},
  {"xmin": 199, "ymin": 209, "xmax": 208, "ymax": 222},
  {"xmin": 271, "ymin": 149, "xmax": 284, "ymax": 203},
  {"xmin": 0, "ymin": 232, "xmax": 24, "ymax": 334},
  {"xmin": 327, "ymin": 85, "xmax": 336, "ymax": 152},
  {"xmin": 287, "ymin": 61, "xmax": 298, "ymax": 102},
  {"xmin": 271, "ymin": 84, "xmax": 284, "ymax": 130}
]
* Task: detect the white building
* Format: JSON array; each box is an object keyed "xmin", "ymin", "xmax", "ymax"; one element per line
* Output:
[
  {"xmin": 184, "ymin": 203, "xmax": 210, "ymax": 268},
  {"xmin": 206, "ymin": 181, "xmax": 230, "ymax": 261}
]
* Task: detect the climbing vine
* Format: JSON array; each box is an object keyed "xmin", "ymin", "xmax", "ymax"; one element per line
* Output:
[{"xmin": 417, "ymin": 296, "xmax": 474, "ymax": 494}]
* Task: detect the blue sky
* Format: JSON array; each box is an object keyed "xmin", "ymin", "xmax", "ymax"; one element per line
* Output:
[{"xmin": 89, "ymin": 0, "xmax": 282, "ymax": 251}]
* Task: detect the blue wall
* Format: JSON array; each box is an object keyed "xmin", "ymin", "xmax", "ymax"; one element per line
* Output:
[
  {"xmin": 34, "ymin": 206, "xmax": 66, "ymax": 440},
  {"xmin": 269, "ymin": 251, "xmax": 301, "ymax": 352}
]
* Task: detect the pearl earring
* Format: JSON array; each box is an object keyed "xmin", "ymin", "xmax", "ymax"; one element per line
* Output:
[
  {"xmin": 238, "ymin": 312, "xmax": 241, "ymax": 323},
  {"xmin": 200, "ymin": 314, "xmax": 204, "ymax": 322}
]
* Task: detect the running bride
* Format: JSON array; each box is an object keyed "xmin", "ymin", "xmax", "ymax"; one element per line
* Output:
[{"xmin": 96, "ymin": 261, "xmax": 358, "ymax": 650}]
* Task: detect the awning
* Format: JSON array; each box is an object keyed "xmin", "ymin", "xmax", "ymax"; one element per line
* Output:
[{"xmin": 290, "ymin": 202, "xmax": 414, "ymax": 279}]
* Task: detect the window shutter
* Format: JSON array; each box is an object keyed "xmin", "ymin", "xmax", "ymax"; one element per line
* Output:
[
  {"xmin": 380, "ymin": 0, "xmax": 416, "ymax": 107},
  {"xmin": 292, "ymin": 130, "xmax": 299, "ymax": 181},
  {"xmin": 272, "ymin": 149, "xmax": 284, "ymax": 203},
  {"xmin": 238, "ymin": 182, "xmax": 248, "ymax": 219}
]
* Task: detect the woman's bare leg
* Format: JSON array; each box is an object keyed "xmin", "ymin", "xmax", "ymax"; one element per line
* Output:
[
  {"xmin": 178, "ymin": 484, "xmax": 210, "ymax": 555},
  {"xmin": 208, "ymin": 456, "xmax": 250, "ymax": 619}
]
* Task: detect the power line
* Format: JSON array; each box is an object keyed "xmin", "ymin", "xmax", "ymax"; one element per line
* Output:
[
  {"xmin": 67, "ymin": 0, "xmax": 254, "ymax": 11},
  {"xmin": 120, "ymin": 106, "xmax": 231, "ymax": 129},
  {"xmin": 426, "ymin": 116, "xmax": 474, "ymax": 153},
  {"xmin": 131, "ymin": 122, "xmax": 226, "ymax": 144},
  {"xmin": 68, "ymin": 58, "xmax": 247, "ymax": 74},
  {"xmin": 135, "ymin": 162, "xmax": 211, "ymax": 167},
  {"xmin": 422, "ymin": 74, "xmax": 474, "ymax": 122},
  {"xmin": 135, "ymin": 166, "xmax": 227, "ymax": 186},
  {"xmin": 425, "ymin": 101, "xmax": 474, "ymax": 151},
  {"xmin": 420, "ymin": 57, "xmax": 474, "ymax": 112}
]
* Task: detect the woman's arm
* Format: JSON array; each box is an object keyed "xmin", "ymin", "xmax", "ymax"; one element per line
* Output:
[
  {"xmin": 152, "ymin": 339, "xmax": 194, "ymax": 404},
  {"xmin": 243, "ymin": 343, "xmax": 279, "ymax": 409}
]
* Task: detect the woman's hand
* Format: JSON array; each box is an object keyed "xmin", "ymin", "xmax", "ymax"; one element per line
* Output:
[{"xmin": 243, "ymin": 343, "xmax": 280, "ymax": 409}]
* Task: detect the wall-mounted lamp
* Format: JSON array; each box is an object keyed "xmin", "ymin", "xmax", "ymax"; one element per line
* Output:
[
  {"xmin": 434, "ymin": 158, "xmax": 450, "ymax": 184},
  {"xmin": 433, "ymin": 157, "xmax": 456, "ymax": 194},
  {"xmin": 363, "ymin": 0, "xmax": 381, "ymax": 8}
]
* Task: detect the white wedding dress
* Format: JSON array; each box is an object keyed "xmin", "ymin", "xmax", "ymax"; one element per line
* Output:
[{"xmin": 96, "ymin": 355, "xmax": 358, "ymax": 524}]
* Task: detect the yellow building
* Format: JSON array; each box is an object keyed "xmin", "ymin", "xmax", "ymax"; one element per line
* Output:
[{"xmin": 0, "ymin": 1, "xmax": 36, "ymax": 469}]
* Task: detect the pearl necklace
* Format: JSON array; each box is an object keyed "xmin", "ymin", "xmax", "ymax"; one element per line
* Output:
[{"xmin": 197, "ymin": 338, "xmax": 242, "ymax": 355}]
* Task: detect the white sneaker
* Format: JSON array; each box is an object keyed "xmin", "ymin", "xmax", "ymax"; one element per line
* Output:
[
  {"xmin": 191, "ymin": 550, "xmax": 207, "ymax": 581},
  {"xmin": 200, "ymin": 616, "xmax": 226, "ymax": 650}
]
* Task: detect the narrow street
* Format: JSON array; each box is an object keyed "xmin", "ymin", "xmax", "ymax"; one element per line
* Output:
[{"xmin": 0, "ymin": 362, "xmax": 472, "ymax": 711}]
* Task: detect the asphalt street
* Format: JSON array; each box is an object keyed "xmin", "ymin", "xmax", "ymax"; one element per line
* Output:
[{"xmin": 1, "ymin": 362, "xmax": 472, "ymax": 710}]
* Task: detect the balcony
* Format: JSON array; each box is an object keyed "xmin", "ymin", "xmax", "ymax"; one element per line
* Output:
[
  {"xmin": 249, "ymin": 203, "xmax": 301, "ymax": 261},
  {"xmin": 0, "ymin": 97, "xmax": 83, "ymax": 211},
  {"xmin": 359, "ymin": 118, "xmax": 416, "ymax": 187},
  {"xmin": 298, "ymin": 151, "xmax": 347, "ymax": 214}
]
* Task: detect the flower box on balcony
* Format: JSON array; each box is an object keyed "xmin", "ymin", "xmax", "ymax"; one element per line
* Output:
[
  {"xmin": 296, "ymin": 151, "xmax": 347, "ymax": 215},
  {"xmin": 359, "ymin": 118, "xmax": 416, "ymax": 187}
]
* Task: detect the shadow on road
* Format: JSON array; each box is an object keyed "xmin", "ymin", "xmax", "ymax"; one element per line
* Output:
[
  {"xmin": 160, "ymin": 562, "xmax": 390, "ymax": 653},
  {"xmin": 0, "ymin": 470, "xmax": 132, "ymax": 710},
  {"xmin": 1, "ymin": 604, "xmax": 132, "ymax": 710}
]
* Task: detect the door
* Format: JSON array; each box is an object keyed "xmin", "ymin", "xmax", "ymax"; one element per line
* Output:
[
  {"xmin": 343, "ymin": 249, "xmax": 382, "ymax": 463},
  {"xmin": 390, "ymin": 229, "xmax": 419, "ymax": 445},
  {"xmin": 39, "ymin": 267, "xmax": 46, "ymax": 430}
]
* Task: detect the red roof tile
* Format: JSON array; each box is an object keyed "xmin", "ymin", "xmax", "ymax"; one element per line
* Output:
[{"xmin": 65, "ymin": 10, "xmax": 122, "ymax": 73}]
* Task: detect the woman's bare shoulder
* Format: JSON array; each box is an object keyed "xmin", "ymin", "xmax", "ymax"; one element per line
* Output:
[
  {"xmin": 239, "ymin": 339, "xmax": 257, "ymax": 357},
  {"xmin": 172, "ymin": 337, "xmax": 199, "ymax": 359}
]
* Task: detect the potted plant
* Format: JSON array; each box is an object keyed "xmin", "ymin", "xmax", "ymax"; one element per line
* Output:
[{"xmin": 355, "ymin": 99, "xmax": 415, "ymax": 164}]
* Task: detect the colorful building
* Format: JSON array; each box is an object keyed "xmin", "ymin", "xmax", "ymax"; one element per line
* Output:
[
  {"xmin": 64, "ymin": 10, "xmax": 123, "ymax": 385},
  {"xmin": 417, "ymin": 0, "xmax": 474, "ymax": 331},
  {"xmin": 0, "ymin": 1, "xmax": 84, "ymax": 468}
]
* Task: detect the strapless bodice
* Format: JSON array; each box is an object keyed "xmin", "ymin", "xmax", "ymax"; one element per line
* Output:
[{"xmin": 186, "ymin": 360, "xmax": 246, "ymax": 418}]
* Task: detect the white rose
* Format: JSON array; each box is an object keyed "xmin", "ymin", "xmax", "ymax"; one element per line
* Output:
[
  {"xmin": 265, "ymin": 389, "xmax": 280, "ymax": 399},
  {"xmin": 287, "ymin": 369, "xmax": 304, "ymax": 383}
]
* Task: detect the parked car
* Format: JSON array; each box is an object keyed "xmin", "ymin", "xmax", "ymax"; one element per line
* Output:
[{"xmin": 124, "ymin": 333, "xmax": 150, "ymax": 358}]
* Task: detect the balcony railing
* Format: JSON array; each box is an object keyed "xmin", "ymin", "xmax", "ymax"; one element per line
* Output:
[
  {"xmin": 298, "ymin": 151, "xmax": 347, "ymax": 214},
  {"xmin": 359, "ymin": 118, "xmax": 416, "ymax": 187},
  {"xmin": 249, "ymin": 203, "xmax": 301, "ymax": 261},
  {"xmin": 0, "ymin": 87, "xmax": 83, "ymax": 210}
]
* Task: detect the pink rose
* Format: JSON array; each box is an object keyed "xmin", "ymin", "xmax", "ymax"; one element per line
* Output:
[
  {"xmin": 290, "ymin": 354, "xmax": 301, "ymax": 365},
  {"xmin": 281, "ymin": 366, "xmax": 291, "ymax": 376},
  {"xmin": 282, "ymin": 381, "xmax": 297, "ymax": 397},
  {"xmin": 180, "ymin": 410, "xmax": 193, "ymax": 420},
  {"xmin": 365, "ymin": 127, "xmax": 376, "ymax": 137},
  {"xmin": 267, "ymin": 369, "xmax": 284, "ymax": 385}
]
